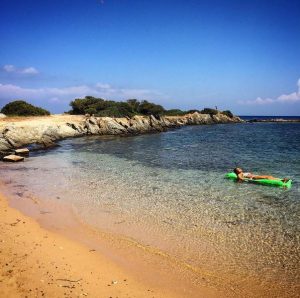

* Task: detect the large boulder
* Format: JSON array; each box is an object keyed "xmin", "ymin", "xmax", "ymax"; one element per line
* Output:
[
  {"xmin": 232, "ymin": 116, "xmax": 244, "ymax": 123},
  {"xmin": 0, "ymin": 113, "xmax": 6, "ymax": 118},
  {"xmin": 0, "ymin": 131, "xmax": 12, "ymax": 150},
  {"xmin": 115, "ymin": 118, "xmax": 138, "ymax": 133},
  {"xmin": 0, "ymin": 120, "xmax": 85, "ymax": 150},
  {"xmin": 1, "ymin": 124, "xmax": 42, "ymax": 148},
  {"xmin": 56, "ymin": 123, "xmax": 84, "ymax": 137},
  {"xmin": 158, "ymin": 116, "xmax": 173, "ymax": 128},
  {"xmin": 84, "ymin": 117, "xmax": 101, "ymax": 134},
  {"xmin": 164, "ymin": 116, "xmax": 186, "ymax": 126},
  {"xmin": 115, "ymin": 118, "xmax": 130, "ymax": 129},
  {"xmin": 66, "ymin": 122, "xmax": 86, "ymax": 134},
  {"xmin": 134, "ymin": 115, "xmax": 158, "ymax": 132},
  {"xmin": 149, "ymin": 115, "xmax": 164, "ymax": 131},
  {"xmin": 128, "ymin": 116, "xmax": 150, "ymax": 133},
  {"xmin": 186, "ymin": 112, "xmax": 213, "ymax": 125},
  {"xmin": 212, "ymin": 113, "xmax": 232, "ymax": 123},
  {"xmin": 97, "ymin": 117, "xmax": 128, "ymax": 135}
]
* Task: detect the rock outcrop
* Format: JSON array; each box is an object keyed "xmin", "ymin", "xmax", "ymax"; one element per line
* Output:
[{"xmin": 0, "ymin": 113, "xmax": 243, "ymax": 154}]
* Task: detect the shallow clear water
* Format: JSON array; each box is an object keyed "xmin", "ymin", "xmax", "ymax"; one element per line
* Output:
[{"xmin": 1, "ymin": 123, "xmax": 300, "ymax": 293}]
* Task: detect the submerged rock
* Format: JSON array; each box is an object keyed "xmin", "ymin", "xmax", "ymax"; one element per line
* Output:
[{"xmin": 3, "ymin": 154, "xmax": 24, "ymax": 162}]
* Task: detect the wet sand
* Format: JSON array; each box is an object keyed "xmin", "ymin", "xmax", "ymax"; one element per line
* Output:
[
  {"xmin": 0, "ymin": 189, "xmax": 221, "ymax": 298},
  {"xmin": 0, "ymin": 191, "xmax": 177, "ymax": 297}
]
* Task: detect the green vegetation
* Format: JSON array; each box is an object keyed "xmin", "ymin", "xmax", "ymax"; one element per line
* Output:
[
  {"xmin": 0, "ymin": 97, "xmax": 235, "ymax": 119},
  {"xmin": 137, "ymin": 100, "xmax": 165, "ymax": 117},
  {"xmin": 1, "ymin": 100, "xmax": 50, "ymax": 116},
  {"xmin": 200, "ymin": 108, "xmax": 219, "ymax": 115},
  {"xmin": 163, "ymin": 109, "xmax": 186, "ymax": 116},
  {"xmin": 69, "ymin": 96, "xmax": 235, "ymax": 118},
  {"xmin": 221, "ymin": 110, "xmax": 234, "ymax": 118},
  {"xmin": 69, "ymin": 96, "xmax": 135, "ymax": 117},
  {"xmin": 69, "ymin": 97, "xmax": 165, "ymax": 118},
  {"xmin": 185, "ymin": 109, "xmax": 200, "ymax": 114}
]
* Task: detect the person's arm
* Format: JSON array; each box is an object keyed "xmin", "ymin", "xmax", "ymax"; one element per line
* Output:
[{"xmin": 237, "ymin": 173, "xmax": 244, "ymax": 182}]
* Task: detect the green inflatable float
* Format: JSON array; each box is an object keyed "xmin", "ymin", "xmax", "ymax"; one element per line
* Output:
[{"xmin": 225, "ymin": 172, "xmax": 292, "ymax": 188}]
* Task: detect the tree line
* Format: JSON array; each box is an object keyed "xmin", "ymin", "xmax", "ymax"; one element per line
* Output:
[
  {"xmin": 69, "ymin": 96, "xmax": 234, "ymax": 118},
  {"xmin": 1, "ymin": 97, "xmax": 234, "ymax": 118}
]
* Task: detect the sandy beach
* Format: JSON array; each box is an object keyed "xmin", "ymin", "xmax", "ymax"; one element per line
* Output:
[
  {"xmin": 1, "ymin": 0, "xmax": 300, "ymax": 296},
  {"xmin": 0, "ymin": 191, "xmax": 176, "ymax": 298},
  {"xmin": 0, "ymin": 187, "xmax": 223, "ymax": 298}
]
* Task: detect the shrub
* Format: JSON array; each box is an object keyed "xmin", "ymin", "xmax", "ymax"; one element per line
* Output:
[
  {"xmin": 85, "ymin": 107, "xmax": 97, "ymax": 115},
  {"xmin": 68, "ymin": 96, "xmax": 236, "ymax": 119},
  {"xmin": 1, "ymin": 100, "xmax": 50, "ymax": 116},
  {"xmin": 97, "ymin": 104, "xmax": 135, "ymax": 118},
  {"xmin": 69, "ymin": 97, "xmax": 166, "ymax": 118},
  {"xmin": 126, "ymin": 99, "xmax": 140, "ymax": 112},
  {"xmin": 96, "ymin": 106, "xmax": 121, "ymax": 117},
  {"xmin": 200, "ymin": 108, "xmax": 219, "ymax": 115},
  {"xmin": 186, "ymin": 109, "xmax": 200, "ymax": 114},
  {"xmin": 69, "ymin": 96, "xmax": 138, "ymax": 117},
  {"xmin": 222, "ymin": 110, "xmax": 234, "ymax": 118},
  {"xmin": 70, "ymin": 97, "xmax": 106, "ymax": 115},
  {"xmin": 163, "ymin": 109, "xmax": 186, "ymax": 116},
  {"xmin": 137, "ymin": 100, "xmax": 165, "ymax": 117}
]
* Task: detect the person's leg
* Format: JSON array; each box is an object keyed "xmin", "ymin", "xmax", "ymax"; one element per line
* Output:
[
  {"xmin": 252, "ymin": 175, "xmax": 289, "ymax": 182},
  {"xmin": 252, "ymin": 175, "xmax": 280, "ymax": 180}
]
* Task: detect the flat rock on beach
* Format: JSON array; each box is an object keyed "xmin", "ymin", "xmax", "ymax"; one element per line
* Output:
[
  {"xmin": 3, "ymin": 154, "xmax": 24, "ymax": 162},
  {"xmin": 15, "ymin": 148, "xmax": 30, "ymax": 156}
]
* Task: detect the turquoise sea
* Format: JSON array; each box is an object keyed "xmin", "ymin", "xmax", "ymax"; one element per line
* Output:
[{"xmin": 1, "ymin": 122, "xmax": 299, "ymax": 295}]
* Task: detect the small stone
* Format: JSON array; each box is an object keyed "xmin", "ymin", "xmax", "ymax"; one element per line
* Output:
[
  {"xmin": 15, "ymin": 148, "xmax": 29, "ymax": 156},
  {"xmin": 111, "ymin": 280, "xmax": 118, "ymax": 285},
  {"xmin": 3, "ymin": 155, "xmax": 24, "ymax": 162}
]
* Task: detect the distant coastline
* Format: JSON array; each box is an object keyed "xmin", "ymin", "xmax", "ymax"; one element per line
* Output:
[{"xmin": 240, "ymin": 115, "xmax": 300, "ymax": 121}]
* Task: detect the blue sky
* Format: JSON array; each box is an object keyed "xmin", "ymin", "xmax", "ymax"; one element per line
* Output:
[{"xmin": 0, "ymin": 0, "xmax": 300, "ymax": 115}]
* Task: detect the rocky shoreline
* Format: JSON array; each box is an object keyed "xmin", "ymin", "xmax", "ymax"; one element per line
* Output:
[{"xmin": 0, "ymin": 112, "xmax": 242, "ymax": 158}]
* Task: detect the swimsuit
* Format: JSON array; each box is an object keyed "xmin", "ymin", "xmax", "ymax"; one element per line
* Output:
[{"xmin": 243, "ymin": 173, "xmax": 252, "ymax": 178}]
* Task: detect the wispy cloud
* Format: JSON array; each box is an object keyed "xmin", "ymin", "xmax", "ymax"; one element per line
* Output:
[
  {"xmin": 2, "ymin": 64, "xmax": 39, "ymax": 75},
  {"xmin": 239, "ymin": 78, "xmax": 300, "ymax": 105},
  {"xmin": 0, "ymin": 82, "xmax": 164, "ymax": 104}
]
